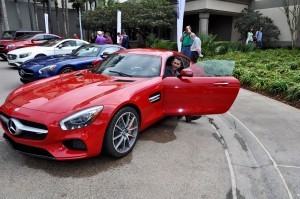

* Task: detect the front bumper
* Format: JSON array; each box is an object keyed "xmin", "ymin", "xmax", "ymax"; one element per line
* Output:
[{"xmin": 0, "ymin": 102, "xmax": 108, "ymax": 160}]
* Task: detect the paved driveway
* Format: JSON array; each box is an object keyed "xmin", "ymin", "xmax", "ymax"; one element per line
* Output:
[{"xmin": 0, "ymin": 60, "xmax": 299, "ymax": 198}]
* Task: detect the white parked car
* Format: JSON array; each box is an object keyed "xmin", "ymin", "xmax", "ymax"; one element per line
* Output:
[{"xmin": 7, "ymin": 38, "xmax": 89, "ymax": 67}]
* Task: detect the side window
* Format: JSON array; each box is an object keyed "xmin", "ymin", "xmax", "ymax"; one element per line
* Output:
[
  {"xmin": 45, "ymin": 35, "xmax": 58, "ymax": 40},
  {"xmin": 101, "ymin": 47, "xmax": 120, "ymax": 55},
  {"xmin": 181, "ymin": 57, "xmax": 190, "ymax": 69},
  {"xmin": 34, "ymin": 35, "xmax": 45, "ymax": 41},
  {"xmin": 76, "ymin": 41, "xmax": 87, "ymax": 46},
  {"xmin": 61, "ymin": 40, "xmax": 76, "ymax": 47}
]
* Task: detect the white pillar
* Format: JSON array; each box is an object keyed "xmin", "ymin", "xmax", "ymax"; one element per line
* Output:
[{"xmin": 199, "ymin": 13, "xmax": 210, "ymax": 34}]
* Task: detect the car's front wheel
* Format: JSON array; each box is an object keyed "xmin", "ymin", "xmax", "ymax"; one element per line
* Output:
[
  {"xmin": 103, "ymin": 107, "xmax": 140, "ymax": 158},
  {"xmin": 59, "ymin": 67, "xmax": 75, "ymax": 74}
]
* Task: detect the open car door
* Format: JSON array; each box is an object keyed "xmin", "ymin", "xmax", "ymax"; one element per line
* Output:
[{"xmin": 162, "ymin": 60, "xmax": 240, "ymax": 116}]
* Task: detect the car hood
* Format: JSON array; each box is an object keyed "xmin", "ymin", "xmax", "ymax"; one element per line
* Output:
[
  {"xmin": 0, "ymin": 39, "xmax": 13, "ymax": 44},
  {"xmin": 7, "ymin": 70, "xmax": 142, "ymax": 114},
  {"xmin": 10, "ymin": 46, "xmax": 53, "ymax": 55}
]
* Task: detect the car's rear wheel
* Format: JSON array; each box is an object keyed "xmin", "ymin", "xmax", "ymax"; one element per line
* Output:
[
  {"xmin": 59, "ymin": 67, "xmax": 75, "ymax": 74},
  {"xmin": 34, "ymin": 54, "xmax": 46, "ymax": 58},
  {"xmin": 103, "ymin": 107, "xmax": 140, "ymax": 158}
]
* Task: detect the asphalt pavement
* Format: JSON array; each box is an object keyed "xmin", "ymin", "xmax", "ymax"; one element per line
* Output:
[{"xmin": 0, "ymin": 60, "xmax": 299, "ymax": 199}]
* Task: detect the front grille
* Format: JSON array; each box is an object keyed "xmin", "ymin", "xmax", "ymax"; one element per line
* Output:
[
  {"xmin": 3, "ymin": 134, "xmax": 55, "ymax": 159},
  {"xmin": 0, "ymin": 45, "xmax": 5, "ymax": 49},
  {"xmin": 7, "ymin": 54, "xmax": 17, "ymax": 60},
  {"xmin": 19, "ymin": 68, "xmax": 34, "ymax": 78},
  {"xmin": 0, "ymin": 112, "xmax": 48, "ymax": 140}
]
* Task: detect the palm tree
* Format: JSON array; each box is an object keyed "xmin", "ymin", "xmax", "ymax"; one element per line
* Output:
[
  {"xmin": 28, "ymin": 0, "xmax": 34, "ymax": 30},
  {"xmin": 14, "ymin": 0, "xmax": 23, "ymax": 28},
  {"xmin": 54, "ymin": 0, "xmax": 61, "ymax": 35},
  {"xmin": 65, "ymin": 0, "xmax": 69, "ymax": 37},
  {"xmin": 33, "ymin": 0, "xmax": 39, "ymax": 30},
  {"xmin": 0, "ymin": 0, "xmax": 9, "ymax": 30},
  {"xmin": 61, "ymin": 0, "xmax": 67, "ymax": 37}
]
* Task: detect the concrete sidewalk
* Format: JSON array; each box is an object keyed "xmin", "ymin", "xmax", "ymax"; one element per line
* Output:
[{"xmin": 211, "ymin": 89, "xmax": 300, "ymax": 199}]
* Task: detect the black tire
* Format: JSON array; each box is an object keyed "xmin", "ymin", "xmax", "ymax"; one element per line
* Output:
[
  {"xmin": 59, "ymin": 67, "xmax": 75, "ymax": 74},
  {"xmin": 103, "ymin": 107, "xmax": 140, "ymax": 158},
  {"xmin": 34, "ymin": 54, "xmax": 46, "ymax": 58}
]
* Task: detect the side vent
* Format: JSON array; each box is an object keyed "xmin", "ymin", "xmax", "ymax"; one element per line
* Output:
[
  {"xmin": 149, "ymin": 92, "xmax": 161, "ymax": 103},
  {"xmin": 114, "ymin": 79, "xmax": 135, "ymax": 82}
]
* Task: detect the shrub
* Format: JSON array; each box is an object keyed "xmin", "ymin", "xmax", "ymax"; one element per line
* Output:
[
  {"xmin": 286, "ymin": 84, "xmax": 300, "ymax": 101},
  {"xmin": 266, "ymin": 79, "xmax": 293, "ymax": 95},
  {"xmin": 146, "ymin": 33, "xmax": 159, "ymax": 47},
  {"xmin": 151, "ymin": 40, "xmax": 177, "ymax": 51}
]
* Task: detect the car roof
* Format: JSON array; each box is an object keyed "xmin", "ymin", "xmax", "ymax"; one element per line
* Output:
[{"xmin": 118, "ymin": 48, "xmax": 179, "ymax": 57}]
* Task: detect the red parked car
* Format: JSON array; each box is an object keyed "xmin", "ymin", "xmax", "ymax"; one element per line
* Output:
[
  {"xmin": 0, "ymin": 33, "xmax": 60, "ymax": 60},
  {"xmin": 0, "ymin": 49, "xmax": 240, "ymax": 160}
]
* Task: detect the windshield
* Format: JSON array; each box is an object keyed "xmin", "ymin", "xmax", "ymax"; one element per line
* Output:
[
  {"xmin": 41, "ymin": 38, "xmax": 63, "ymax": 47},
  {"xmin": 1, "ymin": 31, "xmax": 15, "ymax": 39},
  {"xmin": 93, "ymin": 53, "xmax": 162, "ymax": 78},
  {"xmin": 71, "ymin": 44, "xmax": 101, "ymax": 57},
  {"xmin": 15, "ymin": 34, "xmax": 33, "ymax": 41}
]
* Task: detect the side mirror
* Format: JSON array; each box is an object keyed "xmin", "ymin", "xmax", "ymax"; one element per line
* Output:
[
  {"xmin": 58, "ymin": 44, "xmax": 63, "ymax": 49},
  {"xmin": 179, "ymin": 68, "xmax": 193, "ymax": 77},
  {"xmin": 31, "ymin": 39, "xmax": 35, "ymax": 43},
  {"xmin": 101, "ymin": 52, "xmax": 109, "ymax": 58}
]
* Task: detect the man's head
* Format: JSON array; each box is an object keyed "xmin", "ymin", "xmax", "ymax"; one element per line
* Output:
[
  {"xmin": 171, "ymin": 56, "xmax": 183, "ymax": 71},
  {"xmin": 190, "ymin": 33, "xmax": 196, "ymax": 40}
]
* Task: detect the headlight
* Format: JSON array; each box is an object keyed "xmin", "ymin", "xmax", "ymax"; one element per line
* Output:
[
  {"xmin": 60, "ymin": 106, "xmax": 104, "ymax": 130},
  {"xmin": 19, "ymin": 52, "xmax": 32, "ymax": 58},
  {"xmin": 6, "ymin": 44, "xmax": 15, "ymax": 49},
  {"xmin": 39, "ymin": 65, "xmax": 57, "ymax": 74}
]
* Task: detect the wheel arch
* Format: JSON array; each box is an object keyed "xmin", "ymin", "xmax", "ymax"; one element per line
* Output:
[{"xmin": 58, "ymin": 65, "xmax": 77, "ymax": 73}]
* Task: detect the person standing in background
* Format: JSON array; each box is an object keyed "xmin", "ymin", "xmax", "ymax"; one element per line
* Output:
[
  {"xmin": 73, "ymin": 34, "xmax": 79, "ymax": 39},
  {"xmin": 180, "ymin": 25, "xmax": 193, "ymax": 59},
  {"xmin": 90, "ymin": 33, "xmax": 96, "ymax": 43},
  {"xmin": 104, "ymin": 32, "xmax": 113, "ymax": 44},
  {"xmin": 190, "ymin": 33, "xmax": 202, "ymax": 63},
  {"xmin": 95, "ymin": 31, "xmax": 106, "ymax": 44},
  {"xmin": 246, "ymin": 27, "xmax": 254, "ymax": 44},
  {"xmin": 256, "ymin": 27, "xmax": 263, "ymax": 48},
  {"xmin": 117, "ymin": 32, "xmax": 123, "ymax": 46},
  {"xmin": 121, "ymin": 31, "xmax": 129, "ymax": 49}
]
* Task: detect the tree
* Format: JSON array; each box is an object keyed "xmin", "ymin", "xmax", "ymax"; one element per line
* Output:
[
  {"xmin": 54, "ymin": 0, "xmax": 61, "ymax": 35},
  {"xmin": 0, "ymin": 0, "xmax": 9, "ymax": 30},
  {"xmin": 234, "ymin": 8, "xmax": 281, "ymax": 42},
  {"xmin": 82, "ymin": 0, "xmax": 176, "ymax": 40},
  {"xmin": 14, "ymin": 0, "xmax": 23, "ymax": 29},
  {"xmin": 33, "ymin": 0, "xmax": 39, "ymax": 30},
  {"xmin": 279, "ymin": 0, "xmax": 300, "ymax": 49}
]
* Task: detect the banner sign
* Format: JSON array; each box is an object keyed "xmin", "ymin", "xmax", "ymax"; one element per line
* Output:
[
  {"xmin": 117, "ymin": 10, "xmax": 122, "ymax": 43},
  {"xmin": 177, "ymin": 0, "xmax": 186, "ymax": 52},
  {"xmin": 44, "ymin": 13, "xmax": 49, "ymax": 34}
]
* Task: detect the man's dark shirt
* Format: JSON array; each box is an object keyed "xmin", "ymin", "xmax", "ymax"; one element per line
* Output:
[{"xmin": 164, "ymin": 65, "xmax": 180, "ymax": 78}]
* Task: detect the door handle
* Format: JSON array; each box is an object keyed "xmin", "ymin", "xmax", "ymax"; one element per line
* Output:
[{"xmin": 214, "ymin": 82, "xmax": 229, "ymax": 86}]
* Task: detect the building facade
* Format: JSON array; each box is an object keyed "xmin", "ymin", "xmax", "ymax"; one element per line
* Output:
[{"xmin": 179, "ymin": 0, "xmax": 299, "ymax": 47}]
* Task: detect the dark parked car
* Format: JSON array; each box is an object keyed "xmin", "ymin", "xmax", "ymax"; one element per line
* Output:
[{"xmin": 19, "ymin": 44, "xmax": 124, "ymax": 83}]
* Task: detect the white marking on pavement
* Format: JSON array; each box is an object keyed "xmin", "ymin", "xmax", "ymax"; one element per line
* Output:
[
  {"xmin": 228, "ymin": 112, "xmax": 293, "ymax": 199},
  {"xmin": 209, "ymin": 119, "xmax": 237, "ymax": 199},
  {"xmin": 278, "ymin": 165, "xmax": 300, "ymax": 169}
]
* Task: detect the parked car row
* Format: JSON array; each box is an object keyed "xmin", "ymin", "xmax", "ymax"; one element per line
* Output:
[{"xmin": 1, "ymin": 30, "xmax": 125, "ymax": 83}]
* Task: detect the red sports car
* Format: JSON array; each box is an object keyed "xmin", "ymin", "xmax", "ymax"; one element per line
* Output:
[{"xmin": 0, "ymin": 49, "xmax": 240, "ymax": 160}]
